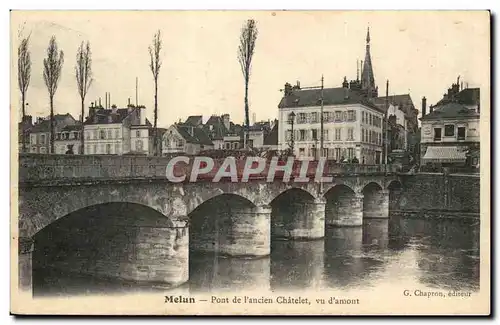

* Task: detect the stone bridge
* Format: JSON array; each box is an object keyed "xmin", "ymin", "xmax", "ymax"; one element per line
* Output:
[{"xmin": 17, "ymin": 154, "xmax": 402, "ymax": 292}]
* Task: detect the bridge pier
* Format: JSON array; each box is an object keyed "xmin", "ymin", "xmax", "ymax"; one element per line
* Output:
[
  {"xmin": 191, "ymin": 204, "xmax": 271, "ymax": 257},
  {"xmin": 18, "ymin": 237, "xmax": 34, "ymax": 292},
  {"xmin": 364, "ymin": 189, "xmax": 390, "ymax": 219},
  {"xmin": 128, "ymin": 221, "xmax": 189, "ymax": 287},
  {"xmin": 272, "ymin": 198, "xmax": 325, "ymax": 240},
  {"xmin": 326, "ymin": 192, "xmax": 364, "ymax": 227},
  {"xmin": 219, "ymin": 204, "xmax": 271, "ymax": 257}
]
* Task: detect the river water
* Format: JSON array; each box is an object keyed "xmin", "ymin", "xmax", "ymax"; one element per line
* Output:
[{"xmin": 33, "ymin": 216, "xmax": 480, "ymax": 297}]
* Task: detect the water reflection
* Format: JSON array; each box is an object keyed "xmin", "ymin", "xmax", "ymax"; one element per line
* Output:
[
  {"xmin": 188, "ymin": 252, "xmax": 270, "ymax": 293},
  {"xmin": 33, "ymin": 215, "xmax": 480, "ymax": 296}
]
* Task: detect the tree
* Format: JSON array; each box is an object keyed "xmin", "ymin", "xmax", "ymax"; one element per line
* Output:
[
  {"xmin": 148, "ymin": 30, "xmax": 162, "ymax": 156},
  {"xmin": 43, "ymin": 36, "xmax": 64, "ymax": 154},
  {"xmin": 75, "ymin": 41, "xmax": 93, "ymax": 154},
  {"xmin": 18, "ymin": 33, "xmax": 31, "ymax": 153},
  {"xmin": 237, "ymin": 19, "xmax": 258, "ymax": 149}
]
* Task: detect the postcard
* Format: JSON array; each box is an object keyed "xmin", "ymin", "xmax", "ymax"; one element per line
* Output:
[{"xmin": 10, "ymin": 10, "xmax": 490, "ymax": 315}]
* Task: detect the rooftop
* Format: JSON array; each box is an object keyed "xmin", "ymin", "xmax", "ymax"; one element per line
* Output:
[{"xmin": 278, "ymin": 86, "xmax": 384, "ymax": 113}]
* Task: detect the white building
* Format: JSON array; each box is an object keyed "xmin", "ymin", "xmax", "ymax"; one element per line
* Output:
[
  {"xmin": 55, "ymin": 124, "xmax": 82, "ymax": 154},
  {"xmin": 83, "ymin": 103, "xmax": 144, "ymax": 155},
  {"xmin": 278, "ymin": 81, "xmax": 385, "ymax": 164},
  {"xmin": 162, "ymin": 123, "xmax": 214, "ymax": 155},
  {"xmin": 420, "ymin": 82, "xmax": 480, "ymax": 167}
]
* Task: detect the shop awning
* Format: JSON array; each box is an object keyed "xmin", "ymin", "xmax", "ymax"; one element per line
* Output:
[{"xmin": 422, "ymin": 146, "xmax": 467, "ymax": 163}]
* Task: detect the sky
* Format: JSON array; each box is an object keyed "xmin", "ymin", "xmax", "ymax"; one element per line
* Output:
[{"xmin": 10, "ymin": 11, "xmax": 490, "ymax": 127}]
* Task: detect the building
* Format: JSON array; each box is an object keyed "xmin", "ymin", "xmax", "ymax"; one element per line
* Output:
[
  {"xmin": 203, "ymin": 114, "xmax": 229, "ymax": 150},
  {"xmin": 262, "ymin": 121, "xmax": 279, "ymax": 151},
  {"xmin": 162, "ymin": 122, "xmax": 214, "ymax": 155},
  {"xmin": 29, "ymin": 114, "xmax": 78, "ymax": 154},
  {"xmin": 18, "ymin": 115, "xmax": 33, "ymax": 153},
  {"xmin": 83, "ymin": 102, "xmax": 144, "ymax": 155},
  {"xmin": 55, "ymin": 124, "xmax": 82, "ymax": 154},
  {"xmin": 420, "ymin": 80, "xmax": 480, "ymax": 168},
  {"xmin": 277, "ymin": 28, "xmax": 385, "ymax": 163}
]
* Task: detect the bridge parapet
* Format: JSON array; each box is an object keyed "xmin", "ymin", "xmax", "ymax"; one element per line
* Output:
[{"xmin": 18, "ymin": 154, "xmax": 400, "ymax": 183}]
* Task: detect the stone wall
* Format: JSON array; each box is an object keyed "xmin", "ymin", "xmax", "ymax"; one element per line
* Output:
[{"xmin": 394, "ymin": 173, "xmax": 480, "ymax": 213}]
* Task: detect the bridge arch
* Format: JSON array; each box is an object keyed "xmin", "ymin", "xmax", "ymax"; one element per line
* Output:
[
  {"xmin": 188, "ymin": 193, "xmax": 269, "ymax": 257},
  {"xmin": 31, "ymin": 202, "xmax": 188, "ymax": 291},
  {"xmin": 387, "ymin": 180, "xmax": 404, "ymax": 212},
  {"xmin": 324, "ymin": 184, "xmax": 362, "ymax": 227},
  {"xmin": 270, "ymin": 187, "xmax": 324, "ymax": 239},
  {"xmin": 362, "ymin": 182, "xmax": 389, "ymax": 219}
]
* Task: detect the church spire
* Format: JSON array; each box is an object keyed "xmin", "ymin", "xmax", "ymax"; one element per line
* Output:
[{"xmin": 361, "ymin": 26, "xmax": 377, "ymax": 98}]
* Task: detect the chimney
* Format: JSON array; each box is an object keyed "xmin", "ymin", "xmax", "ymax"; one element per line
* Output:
[
  {"xmin": 112, "ymin": 104, "xmax": 118, "ymax": 115},
  {"xmin": 139, "ymin": 106, "xmax": 145, "ymax": 125},
  {"xmin": 99, "ymin": 97, "xmax": 102, "ymax": 107},
  {"xmin": 109, "ymin": 93, "xmax": 111, "ymax": 109},
  {"xmin": 128, "ymin": 97, "xmax": 131, "ymax": 106},
  {"xmin": 252, "ymin": 113, "xmax": 256, "ymax": 125},
  {"xmin": 342, "ymin": 76, "xmax": 349, "ymax": 88},
  {"xmin": 284, "ymin": 82, "xmax": 293, "ymax": 96},
  {"xmin": 421, "ymin": 96, "xmax": 427, "ymax": 117},
  {"xmin": 222, "ymin": 114, "xmax": 230, "ymax": 131},
  {"xmin": 430, "ymin": 104, "xmax": 434, "ymax": 114},
  {"xmin": 105, "ymin": 92, "xmax": 108, "ymax": 109}
]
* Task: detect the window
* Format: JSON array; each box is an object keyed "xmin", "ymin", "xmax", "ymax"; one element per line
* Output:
[
  {"xmin": 106, "ymin": 143, "xmax": 111, "ymax": 154},
  {"xmin": 93, "ymin": 144, "xmax": 97, "ymax": 154},
  {"xmin": 115, "ymin": 129, "xmax": 120, "ymax": 139},
  {"xmin": 347, "ymin": 128, "xmax": 354, "ymax": 141},
  {"xmin": 347, "ymin": 148, "xmax": 354, "ymax": 159},
  {"xmin": 457, "ymin": 127, "xmax": 466, "ymax": 140},
  {"xmin": 444, "ymin": 124, "xmax": 455, "ymax": 137},
  {"xmin": 299, "ymin": 148, "xmax": 305, "ymax": 156},
  {"xmin": 115, "ymin": 143, "xmax": 120, "ymax": 154},
  {"xmin": 225, "ymin": 143, "xmax": 231, "ymax": 149},
  {"xmin": 30, "ymin": 146, "xmax": 36, "ymax": 153},
  {"xmin": 85, "ymin": 131, "xmax": 90, "ymax": 140},
  {"xmin": 347, "ymin": 110, "xmax": 356, "ymax": 121},
  {"xmin": 297, "ymin": 113, "xmax": 307, "ymax": 124},
  {"xmin": 335, "ymin": 148, "xmax": 341, "ymax": 160},
  {"xmin": 335, "ymin": 111, "xmax": 342, "ymax": 122},
  {"xmin": 136, "ymin": 130, "xmax": 141, "ymax": 137},
  {"xmin": 93, "ymin": 130, "xmax": 98, "ymax": 139},
  {"xmin": 335, "ymin": 128, "xmax": 341, "ymax": 141},
  {"xmin": 100, "ymin": 130, "xmax": 106, "ymax": 140},
  {"xmin": 285, "ymin": 130, "xmax": 292, "ymax": 141},
  {"xmin": 85, "ymin": 145, "xmax": 89, "ymax": 154},
  {"xmin": 30, "ymin": 134, "xmax": 36, "ymax": 144},
  {"xmin": 136, "ymin": 140, "xmax": 144, "ymax": 151},
  {"xmin": 310, "ymin": 112, "xmax": 318, "ymax": 123},
  {"xmin": 177, "ymin": 140, "xmax": 184, "ymax": 147},
  {"xmin": 40, "ymin": 134, "xmax": 46, "ymax": 144},
  {"xmin": 369, "ymin": 114, "xmax": 373, "ymax": 125},
  {"xmin": 323, "ymin": 129, "xmax": 329, "ymax": 141},
  {"xmin": 40, "ymin": 147, "xmax": 46, "ymax": 154},
  {"xmin": 322, "ymin": 112, "xmax": 329, "ymax": 122},
  {"xmin": 312, "ymin": 129, "xmax": 318, "ymax": 141},
  {"xmin": 299, "ymin": 129, "xmax": 306, "ymax": 141},
  {"xmin": 107, "ymin": 130, "xmax": 112, "ymax": 139},
  {"xmin": 434, "ymin": 128, "xmax": 442, "ymax": 141}
]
